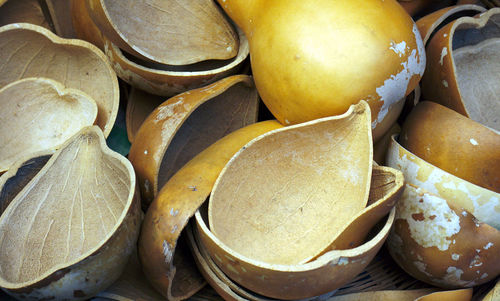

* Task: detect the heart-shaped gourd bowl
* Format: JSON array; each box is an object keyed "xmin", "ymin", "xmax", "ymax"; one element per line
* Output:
[
  {"xmin": 195, "ymin": 101, "xmax": 403, "ymax": 299},
  {"xmin": 421, "ymin": 8, "xmax": 500, "ymax": 131},
  {"xmin": 386, "ymin": 126, "xmax": 500, "ymax": 288},
  {"xmin": 0, "ymin": 126, "xmax": 141, "ymax": 300},
  {"xmin": 0, "ymin": 23, "xmax": 119, "ymax": 137},
  {"xmin": 129, "ymin": 75, "xmax": 259, "ymax": 206},
  {"xmin": 0, "ymin": 78, "xmax": 98, "ymax": 173},
  {"xmin": 138, "ymin": 120, "xmax": 283, "ymax": 300}
]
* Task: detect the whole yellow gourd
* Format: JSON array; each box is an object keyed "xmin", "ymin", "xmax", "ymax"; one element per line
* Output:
[{"xmin": 218, "ymin": 0, "xmax": 425, "ymax": 140}]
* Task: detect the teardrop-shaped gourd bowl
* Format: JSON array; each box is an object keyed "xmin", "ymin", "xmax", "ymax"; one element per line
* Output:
[
  {"xmin": 192, "ymin": 162, "xmax": 403, "ymax": 300},
  {"xmin": 85, "ymin": 0, "xmax": 239, "ymax": 65},
  {"xmin": 195, "ymin": 103, "xmax": 403, "ymax": 300},
  {"xmin": 208, "ymin": 101, "xmax": 374, "ymax": 266},
  {"xmin": 0, "ymin": 23, "xmax": 119, "ymax": 137},
  {"xmin": 421, "ymin": 8, "xmax": 500, "ymax": 132},
  {"xmin": 386, "ymin": 136, "xmax": 500, "ymax": 288},
  {"xmin": 129, "ymin": 75, "xmax": 259, "ymax": 206},
  {"xmin": 0, "ymin": 77, "xmax": 98, "ymax": 174},
  {"xmin": 73, "ymin": 0, "xmax": 250, "ymax": 97},
  {"xmin": 0, "ymin": 126, "xmax": 141, "ymax": 300},
  {"xmin": 138, "ymin": 120, "xmax": 283, "ymax": 300}
]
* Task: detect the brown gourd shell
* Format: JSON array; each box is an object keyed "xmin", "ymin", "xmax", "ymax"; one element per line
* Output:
[
  {"xmin": 129, "ymin": 75, "xmax": 259, "ymax": 206},
  {"xmin": 0, "ymin": 0, "xmax": 50, "ymax": 29},
  {"xmin": 102, "ymin": 27, "xmax": 249, "ymax": 97},
  {"xmin": 387, "ymin": 184, "xmax": 500, "ymax": 288},
  {"xmin": 0, "ymin": 78, "xmax": 98, "ymax": 173},
  {"xmin": 386, "ymin": 137, "xmax": 500, "ymax": 288},
  {"xmin": 85, "ymin": 0, "xmax": 239, "ymax": 65},
  {"xmin": 399, "ymin": 101, "xmax": 500, "ymax": 193},
  {"xmin": 71, "ymin": 0, "xmax": 105, "ymax": 50},
  {"xmin": 0, "ymin": 126, "xmax": 141, "ymax": 300},
  {"xmin": 125, "ymin": 88, "xmax": 165, "ymax": 143},
  {"xmin": 421, "ymin": 8, "xmax": 500, "ymax": 132},
  {"xmin": 208, "ymin": 101, "xmax": 373, "ymax": 265},
  {"xmin": 386, "ymin": 135, "xmax": 500, "ymax": 229},
  {"xmin": 326, "ymin": 288, "xmax": 472, "ymax": 301},
  {"xmin": 0, "ymin": 23, "xmax": 119, "ymax": 137},
  {"xmin": 191, "ymin": 164, "xmax": 403, "ymax": 300},
  {"xmin": 195, "ymin": 204, "xmax": 396, "ymax": 300},
  {"xmin": 416, "ymin": 4, "xmax": 486, "ymax": 46},
  {"xmin": 137, "ymin": 120, "xmax": 283, "ymax": 300}
]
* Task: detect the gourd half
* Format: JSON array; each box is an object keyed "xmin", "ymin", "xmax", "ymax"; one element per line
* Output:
[
  {"xmin": 0, "ymin": 126, "xmax": 141, "ymax": 300},
  {"xmin": 0, "ymin": 78, "xmax": 97, "ymax": 173}
]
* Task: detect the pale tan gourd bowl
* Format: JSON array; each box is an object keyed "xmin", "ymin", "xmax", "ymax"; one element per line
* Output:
[
  {"xmin": 0, "ymin": 23, "xmax": 119, "ymax": 137},
  {"xmin": 103, "ymin": 28, "xmax": 249, "ymax": 97},
  {"xmin": 0, "ymin": 0, "xmax": 50, "ymax": 28},
  {"xmin": 0, "ymin": 77, "xmax": 98, "ymax": 173},
  {"xmin": 85, "ymin": 0, "xmax": 239, "ymax": 65},
  {"xmin": 0, "ymin": 126, "xmax": 141, "ymax": 300}
]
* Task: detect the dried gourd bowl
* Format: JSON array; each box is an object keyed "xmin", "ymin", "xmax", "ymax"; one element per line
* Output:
[
  {"xmin": 73, "ymin": 0, "xmax": 249, "ymax": 97},
  {"xmin": 0, "ymin": 77, "xmax": 98, "ymax": 174},
  {"xmin": 0, "ymin": 23, "xmax": 119, "ymax": 137},
  {"xmin": 385, "ymin": 102, "xmax": 500, "ymax": 288},
  {"xmin": 194, "ymin": 102, "xmax": 404, "ymax": 300},
  {"xmin": 421, "ymin": 7, "xmax": 500, "ymax": 132},
  {"xmin": 0, "ymin": 126, "xmax": 141, "ymax": 300}
]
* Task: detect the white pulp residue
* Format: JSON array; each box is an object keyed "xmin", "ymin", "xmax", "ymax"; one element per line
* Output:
[
  {"xmin": 398, "ymin": 185, "xmax": 460, "ymax": 251},
  {"xmin": 373, "ymin": 23, "xmax": 426, "ymax": 129},
  {"xmin": 440, "ymin": 47, "xmax": 448, "ymax": 65}
]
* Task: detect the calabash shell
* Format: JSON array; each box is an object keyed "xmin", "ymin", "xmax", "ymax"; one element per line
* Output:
[
  {"xmin": 195, "ymin": 205, "xmax": 395, "ymax": 300},
  {"xmin": 129, "ymin": 75, "xmax": 259, "ymax": 206},
  {"xmin": 125, "ymin": 88, "xmax": 164, "ymax": 143},
  {"xmin": 387, "ymin": 184, "xmax": 500, "ymax": 288},
  {"xmin": 421, "ymin": 8, "xmax": 500, "ymax": 132},
  {"xmin": 0, "ymin": 78, "xmax": 98, "ymax": 173},
  {"xmin": 86, "ymin": 0, "xmax": 239, "ymax": 65},
  {"xmin": 400, "ymin": 101, "xmax": 500, "ymax": 193},
  {"xmin": 416, "ymin": 4, "xmax": 486, "ymax": 46},
  {"xmin": 191, "ymin": 165, "xmax": 403, "ymax": 301},
  {"xmin": 137, "ymin": 120, "xmax": 283, "ymax": 300},
  {"xmin": 0, "ymin": 23, "xmax": 119, "ymax": 137},
  {"xmin": 386, "ymin": 135, "xmax": 500, "ymax": 229},
  {"xmin": 208, "ymin": 101, "xmax": 373, "ymax": 265},
  {"xmin": 102, "ymin": 27, "xmax": 249, "ymax": 97},
  {"xmin": 325, "ymin": 289, "xmax": 473, "ymax": 301},
  {"xmin": 0, "ymin": 0, "xmax": 50, "ymax": 29},
  {"xmin": 0, "ymin": 150, "xmax": 53, "ymax": 215},
  {"xmin": 0, "ymin": 126, "xmax": 141, "ymax": 300},
  {"xmin": 218, "ymin": 0, "xmax": 425, "ymax": 141},
  {"xmin": 71, "ymin": 0, "xmax": 105, "ymax": 50}
]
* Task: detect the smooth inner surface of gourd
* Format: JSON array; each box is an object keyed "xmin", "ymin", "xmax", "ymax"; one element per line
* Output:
[
  {"xmin": 102, "ymin": 0, "xmax": 238, "ymax": 65},
  {"xmin": 209, "ymin": 109, "xmax": 372, "ymax": 265},
  {"xmin": 0, "ymin": 27, "xmax": 116, "ymax": 134},
  {"xmin": 157, "ymin": 83, "xmax": 258, "ymax": 190},
  {"xmin": 0, "ymin": 131, "xmax": 130, "ymax": 284},
  {"xmin": 453, "ymin": 16, "xmax": 500, "ymax": 131},
  {"xmin": 0, "ymin": 79, "xmax": 97, "ymax": 171}
]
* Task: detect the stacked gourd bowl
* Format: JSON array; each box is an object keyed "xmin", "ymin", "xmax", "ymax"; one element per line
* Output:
[{"xmin": 0, "ymin": 0, "xmax": 498, "ymax": 300}]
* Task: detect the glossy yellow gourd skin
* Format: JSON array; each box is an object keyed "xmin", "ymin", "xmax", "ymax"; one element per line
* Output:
[{"xmin": 219, "ymin": 0, "xmax": 425, "ymax": 140}]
